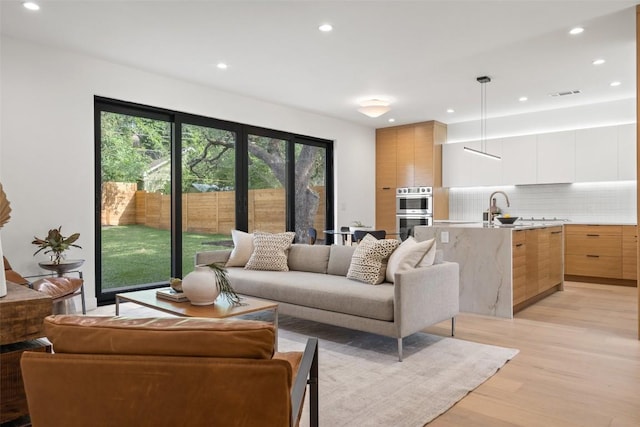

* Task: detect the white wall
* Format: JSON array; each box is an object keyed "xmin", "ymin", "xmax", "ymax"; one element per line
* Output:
[{"xmin": 0, "ymin": 36, "xmax": 376, "ymax": 309}]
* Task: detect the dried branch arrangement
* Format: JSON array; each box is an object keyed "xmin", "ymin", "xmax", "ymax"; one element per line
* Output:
[{"xmin": 0, "ymin": 184, "xmax": 11, "ymax": 230}]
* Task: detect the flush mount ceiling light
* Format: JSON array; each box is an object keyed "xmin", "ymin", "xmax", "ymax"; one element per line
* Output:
[
  {"xmin": 464, "ymin": 76, "xmax": 501, "ymax": 161},
  {"xmin": 358, "ymin": 99, "xmax": 391, "ymax": 118},
  {"xmin": 22, "ymin": 1, "xmax": 40, "ymax": 10}
]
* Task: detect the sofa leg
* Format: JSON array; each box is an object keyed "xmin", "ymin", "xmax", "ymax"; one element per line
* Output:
[
  {"xmin": 451, "ymin": 317, "xmax": 456, "ymax": 337},
  {"xmin": 397, "ymin": 338, "xmax": 403, "ymax": 362}
]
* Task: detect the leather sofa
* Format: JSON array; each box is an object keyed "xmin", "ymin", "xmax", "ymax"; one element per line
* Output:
[
  {"xmin": 196, "ymin": 244, "xmax": 459, "ymax": 361},
  {"xmin": 21, "ymin": 315, "xmax": 318, "ymax": 427}
]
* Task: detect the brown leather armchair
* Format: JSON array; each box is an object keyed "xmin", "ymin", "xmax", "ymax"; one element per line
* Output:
[
  {"xmin": 21, "ymin": 315, "xmax": 319, "ymax": 427},
  {"xmin": 3, "ymin": 257, "xmax": 85, "ymax": 314}
]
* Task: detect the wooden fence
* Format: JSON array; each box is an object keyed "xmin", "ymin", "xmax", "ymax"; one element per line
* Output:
[{"xmin": 101, "ymin": 182, "xmax": 326, "ymax": 236}]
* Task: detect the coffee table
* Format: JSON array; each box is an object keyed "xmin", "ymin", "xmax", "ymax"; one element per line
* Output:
[{"xmin": 115, "ymin": 289, "xmax": 279, "ymax": 349}]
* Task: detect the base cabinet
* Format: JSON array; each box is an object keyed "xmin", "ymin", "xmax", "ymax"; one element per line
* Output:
[
  {"xmin": 513, "ymin": 227, "xmax": 564, "ymax": 312},
  {"xmin": 564, "ymin": 224, "xmax": 636, "ymax": 285}
]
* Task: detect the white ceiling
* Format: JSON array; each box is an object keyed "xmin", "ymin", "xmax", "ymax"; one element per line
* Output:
[{"xmin": 1, "ymin": 0, "xmax": 637, "ymax": 128}]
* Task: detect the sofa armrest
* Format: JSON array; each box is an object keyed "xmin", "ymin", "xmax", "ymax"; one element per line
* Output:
[
  {"xmin": 195, "ymin": 250, "xmax": 232, "ymax": 266},
  {"xmin": 393, "ymin": 261, "xmax": 459, "ymax": 336}
]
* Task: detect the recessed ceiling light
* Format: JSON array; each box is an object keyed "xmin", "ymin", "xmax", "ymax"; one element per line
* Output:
[
  {"xmin": 319, "ymin": 24, "xmax": 333, "ymax": 32},
  {"xmin": 519, "ymin": 97, "xmax": 528, "ymax": 102},
  {"xmin": 22, "ymin": 2, "xmax": 40, "ymax": 10},
  {"xmin": 569, "ymin": 27, "xmax": 584, "ymax": 35},
  {"xmin": 388, "ymin": 118, "xmax": 396, "ymax": 123},
  {"xmin": 610, "ymin": 81, "xmax": 621, "ymax": 87},
  {"xmin": 592, "ymin": 59, "xmax": 605, "ymax": 65},
  {"xmin": 216, "ymin": 63, "xmax": 228, "ymax": 70},
  {"xmin": 446, "ymin": 108, "xmax": 455, "ymax": 113}
]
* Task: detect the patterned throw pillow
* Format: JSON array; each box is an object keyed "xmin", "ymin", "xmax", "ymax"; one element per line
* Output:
[
  {"xmin": 347, "ymin": 234, "xmax": 400, "ymax": 285},
  {"xmin": 245, "ymin": 231, "xmax": 296, "ymax": 271}
]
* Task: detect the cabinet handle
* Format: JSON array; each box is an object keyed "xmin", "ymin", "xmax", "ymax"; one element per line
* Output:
[
  {"xmin": 382, "ymin": 187, "xmax": 391, "ymax": 190},
  {"xmin": 551, "ymin": 231, "xmax": 562, "ymax": 234},
  {"xmin": 586, "ymin": 254, "xmax": 600, "ymax": 258},
  {"xmin": 515, "ymin": 243, "xmax": 523, "ymax": 247},
  {"xmin": 586, "ymin": 234, "xmax": 600, "ymax": 237}
]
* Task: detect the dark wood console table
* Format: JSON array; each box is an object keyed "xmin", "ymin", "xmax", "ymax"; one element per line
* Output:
[{"xmin": 0, "ymin": 282, "xmax": 52, "ymax": 424}]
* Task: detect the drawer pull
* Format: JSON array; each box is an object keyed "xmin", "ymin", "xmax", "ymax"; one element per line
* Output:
[
  {"xmin": 382, "ymin": 187, "xmax": 391, "ymax": 190},
  {"xmin": 515, "ymin": 243, "xmax": 523, "ymax": 247},
  {"xmin": 551, "ymin": 231, "xmax": 562, "ymax": 234},
  {"xmin": 586, "ymin": 234, "xmax": 600, "ymax": 237},
  {"xmin": 586, "ymin": 255, "xmax": 600, "ymax": 258}
]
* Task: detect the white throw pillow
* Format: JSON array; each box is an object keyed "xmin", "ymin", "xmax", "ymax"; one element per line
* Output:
[
  {"xmin": 385, "ymin": 237, "xmax": 436, "ymax": 283},
  {"xmin": 226, "ymin": 229, "xmax": 254, "ymax": 267},
  {"xmin": 245, "ymin": 231, "xmax": 296, "ymax": 271},
  {"xmin": 347, "ymin": 234, "xmax": 400, "ymax": 285}
]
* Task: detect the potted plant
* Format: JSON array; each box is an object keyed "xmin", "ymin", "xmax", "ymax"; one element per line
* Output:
[
  {"xmin": 349, "ymin": 220, "xmax": 373, "ymax": 234},
  {"xmin": 32, "ymin": 226, "xmax": 81, "ymax": 265}
]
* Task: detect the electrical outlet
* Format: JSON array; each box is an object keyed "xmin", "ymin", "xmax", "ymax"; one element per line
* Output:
[{"xmin": 441, "ymin": 231, "xmax": 449, "ymax": 243}]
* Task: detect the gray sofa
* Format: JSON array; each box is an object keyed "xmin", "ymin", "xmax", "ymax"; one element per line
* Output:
[{"xmin": 196, "ymin": 244, "xmax": 459, "ymax": 361}]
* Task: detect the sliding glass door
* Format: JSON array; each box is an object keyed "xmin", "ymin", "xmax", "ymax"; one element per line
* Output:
[{"xmin": 95, "ymin": 97, "xmax": 333, "ymax": 304}]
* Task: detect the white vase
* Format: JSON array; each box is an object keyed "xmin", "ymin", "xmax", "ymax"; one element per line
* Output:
[
  {"xmin": 181, "ymin": 265, "xmax": 220, "ymax": 305},
  {"xmin": 0, "ymin": 232, "xmax": 6, "ymax": 298}
]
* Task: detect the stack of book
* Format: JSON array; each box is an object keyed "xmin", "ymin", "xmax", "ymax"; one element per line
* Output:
[{"xmin": 156, "ymin": 287, "xmax": 189, "ymax": 302}]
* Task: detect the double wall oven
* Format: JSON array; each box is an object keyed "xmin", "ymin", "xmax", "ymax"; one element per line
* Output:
[{"xmin": 396, "ymin": 186, "xmax": 433, "ymax": 240}]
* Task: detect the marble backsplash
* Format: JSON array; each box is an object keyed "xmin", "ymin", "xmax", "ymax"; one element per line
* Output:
[{"xmin": 448, "ymin": 181, "xmax": 637, "ymax": 224}]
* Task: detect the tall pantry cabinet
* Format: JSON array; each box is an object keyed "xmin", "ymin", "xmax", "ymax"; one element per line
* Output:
[{"xmin": 375, "ymin": 121, "xmax": 449, "ymax": 233}]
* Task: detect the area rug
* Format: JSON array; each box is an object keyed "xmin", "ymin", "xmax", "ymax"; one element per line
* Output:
[{"xmin": 275, "ymin": 316, "xmax": 519, "ymax": 427}]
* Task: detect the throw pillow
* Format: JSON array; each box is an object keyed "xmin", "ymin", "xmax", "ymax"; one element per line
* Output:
[
  {"xmin": 385, "ymin": 237, "xmax": 436, "ymax": 283},
  {"xmin": 347, "ymin": 234, "xmax": 400, "ymax": 285},
  {"xmin": 245, "ymin": 231, "xmax": 296, "ymax": 271},
  {"xmin": 226, "ymin": 229, "xmax": 254, "ymax": 267},
  {"xmin": 417, "ymin": 238, "xmax": 438, "ymax": 268}
]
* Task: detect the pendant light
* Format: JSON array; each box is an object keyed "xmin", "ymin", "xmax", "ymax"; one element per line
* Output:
[{"xmin": 464, "ymin": 76, "xmax": 501, "ymax": 160}]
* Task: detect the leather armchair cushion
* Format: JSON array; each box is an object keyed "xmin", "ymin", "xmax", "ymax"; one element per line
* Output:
[
  {"xmin": 3, "ymin": 256, "xmax": 29, "ymax": 285},
  {"xmin": 32, "ymin": 277, "xmax": 82, "ymax": 298},
  {"xmin": 44, "ymin": 315, "xmax": 275, "ymax": 359}
]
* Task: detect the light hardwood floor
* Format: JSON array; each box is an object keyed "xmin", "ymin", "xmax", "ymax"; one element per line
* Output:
[
  {"xmin": 92, "ymin": 281, "xmax": 639, "ymax": 427},
  {"xmin": 425, "ymin": 281, "xmax": 639, "ymax": 427}
]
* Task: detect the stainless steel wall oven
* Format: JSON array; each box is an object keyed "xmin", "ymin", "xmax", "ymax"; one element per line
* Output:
[{"xmin": 396, "ymin": 187, "xmax": 433, "ymax": 240}]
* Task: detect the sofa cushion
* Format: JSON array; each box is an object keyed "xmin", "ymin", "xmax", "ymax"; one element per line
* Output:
[
  {"xmin": 226, "ymin": 229, "xmax": 254, "ymax": 267},
  {"xmin": 326, "ymin": 245, "xmax": 357, "ymax": 276},
  {"xmin": 32, "ymin": 277, "xmax": 83, "ymax": 298},
  {"xmin": 347, "ymin": 235, "xmax": 400, "ymax": 285},
  {"xmin": 245, "ymin": 231, "xmax": 296, "ymax": 271},
  {"xmin": 288, "ymin": 244, "xmax": 330, "ymax": 274},
  {"xmin": 44, "ymin": 315, "xmax": 275, "ymax": 359},
  {"xmin": 385, "ymin": 237, "xmax": 436, "ymax": 283},
  {"xmin": 227, "ymin": 268, "xmax": 394, "ymax": 321}
]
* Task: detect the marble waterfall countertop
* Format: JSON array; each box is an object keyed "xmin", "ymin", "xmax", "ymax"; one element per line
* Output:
[
  {"xmin": 432, "ymin": 220, "xmax": 566, "ymax": 229},
  {"xmin": 415, "ymin": 223, "xmax": 563, "ymax": 319}
]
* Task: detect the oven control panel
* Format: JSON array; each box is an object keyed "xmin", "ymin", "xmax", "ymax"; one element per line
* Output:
[{"xmin": 396, "ymin": 187, "xmax": 432, "ymax": 195}]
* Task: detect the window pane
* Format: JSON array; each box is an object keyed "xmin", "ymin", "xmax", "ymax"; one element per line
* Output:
[
  {"xmin": 295, "ymin": 143, "xmax": 326, "ymax": 243},
  {"xmin": 100, "ymin": 111, "xmax": 172, "ymax": 290},
  {"xmin": 181, "ymin": 123, "xmax": 236, "ymax": 275},
  {"xmin": 247, "ymin": 135, "xmax": 287, "ymax": 233}
]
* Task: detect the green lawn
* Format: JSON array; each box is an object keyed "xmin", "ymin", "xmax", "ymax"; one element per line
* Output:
[{"xmin": 101, "ymin": 225, "xmax": 230, "ymax": 290}]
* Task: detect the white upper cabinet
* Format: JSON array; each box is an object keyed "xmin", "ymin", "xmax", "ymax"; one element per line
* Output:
[
  {"xmin": 618, "ymin": 123, "xmax": 637, "ymax": 180},
  {"xmin": 443, "ymin": 141, "xmax": 474, "ymax": 187},
  {"xmin": 536, "ymin": 130, "xmax": 575, "ymax": 184},
  {"xmin": 575, "ymin": 126, "xmax": 618, "ymax": 182},
  {"xmin": 442, "ymin": 124, "xmax": 635, "ymax": 187},
  {"xmin": 500, "ymin": 135, "xmax": 537, "ymax": 185}
]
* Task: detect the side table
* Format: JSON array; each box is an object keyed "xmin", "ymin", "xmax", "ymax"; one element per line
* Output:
[{"xmin": 0, "ymin": 282, "xmax": 52, "ymax": 424}]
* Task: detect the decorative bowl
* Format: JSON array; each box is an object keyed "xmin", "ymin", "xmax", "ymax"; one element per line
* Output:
[{"xmin": 497, "ymin": 216, "xmax": 519, "ymax": 225}]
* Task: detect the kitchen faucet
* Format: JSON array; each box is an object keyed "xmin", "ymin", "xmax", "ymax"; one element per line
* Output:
[{"xmin": 488, "ymin": 191, "xmax": 510, "ymax": 223}]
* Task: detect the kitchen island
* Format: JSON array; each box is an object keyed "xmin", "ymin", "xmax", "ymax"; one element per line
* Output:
[{"xmin": 415, "ymin": 222, "xmax": 564, "ymax": 318}]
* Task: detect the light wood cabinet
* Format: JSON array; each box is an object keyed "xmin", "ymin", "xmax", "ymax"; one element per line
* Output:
[
  {"xmin": 512, "ymin": 230, "xmax": 527, "ymax": 305},
  {"xmin": 564, "ymin": 224, "xmax": 629, "ymax": 281},
  {"xmin": 513, "ymin": 227, "xmax": 564, "ymax": 312},
  {"xmin": 375, "ymin": 121, "xmax": 448, "ymax": 230},
  {"xmin": 622, "ymin": 225, "xmax": 637, "ymax": 281}
]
